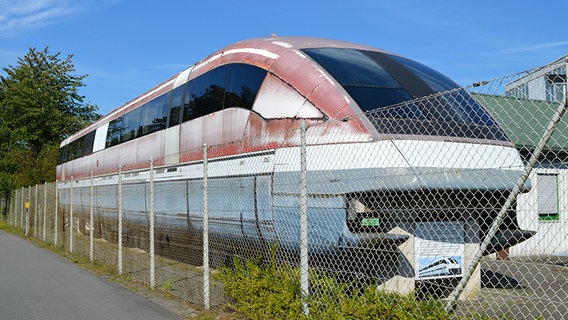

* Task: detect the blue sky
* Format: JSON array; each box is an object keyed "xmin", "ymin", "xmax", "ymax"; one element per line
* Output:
[{"xmin": 1, "ymin": 0, "xmax": 567, "ymax": 116}]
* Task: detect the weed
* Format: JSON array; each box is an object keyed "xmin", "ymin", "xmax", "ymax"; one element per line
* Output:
[{"xmin": 162, "ymin": 280, "xmax": 173, "ymax": 292}]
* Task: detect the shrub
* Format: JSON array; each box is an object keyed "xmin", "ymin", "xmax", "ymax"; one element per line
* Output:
[
  {"xmin": 215, "ymin": 246, "xmax": 306, "ymax": 320},
  {"xmin": 214, "ymin": 248, "xmax": 455, "ymax": 320}
]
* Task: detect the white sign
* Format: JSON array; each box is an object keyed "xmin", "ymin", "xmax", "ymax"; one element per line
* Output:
[{"xmin": 415, "ymin": 221, "xmax": 464, "ymax": 280}]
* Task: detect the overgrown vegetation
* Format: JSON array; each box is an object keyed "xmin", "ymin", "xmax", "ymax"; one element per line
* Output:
[{"xmin": 215, "ymin": 248, "xmax": 459, "ymax": 320}]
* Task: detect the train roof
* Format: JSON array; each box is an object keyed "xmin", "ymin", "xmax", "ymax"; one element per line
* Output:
[{"xmin": 62, "ymin": 36, "xmax": 396, "ymax": 146}]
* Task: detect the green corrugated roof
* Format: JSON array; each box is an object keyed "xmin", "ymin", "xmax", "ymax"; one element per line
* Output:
[{"xmin": 473, "ymin": 94, "xmax": 568, "ymax": 151}]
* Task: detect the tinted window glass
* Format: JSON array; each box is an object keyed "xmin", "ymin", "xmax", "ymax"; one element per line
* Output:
[
  {"xmin": 427, "ymin": 89, "xmax": 495, "ymax": 126},
  {"xmin": 183, "ymin": 75, "xmax": 206, "ymax": 121},
  {"xmin": 123, "ymin": 108, "xmax": 141, "ymax": 142},
  {"xmin": 183, "ymin": 65, "xmax": 229, "ymax": 121},
  {"xmin": 303, "ymin": 47, "xmax": 508, "ymax": 141},
  {"xmin": 169, "ymin": 85, "xmax": 184, "ymax": 127},
  {"xmin": 366, "ymin": 89, "xmax": 508, "ymax": 141},
  {"xmin": 140, "ymin": 93, "xmax": 168, "ymax": 135},
  {"xmin": 67, "ymin": 140, "xmax": 78, "ymax": 162},
  {"xmin": 389, "ymin": 54, "xmax": 460, "ymax": 93},
  {"xmin": 303, "ymin": 48, "xmax": 413, "ymax": 113},
  {"xmin": 81, "ymin": 131, "xmax": 96, "ymax": 158},
  {"xmin": 63, "ymin": 131, "xmax": 95, "ymax": 163},
  {"xmin": 106, "ymin": 116, "xmax": 124, "ymax": 147},
  {"xmin": 344, "ymin": 87, "xmax": 416, "ymax": 111},
  {"xmin": 195, "ymin": 66, "xmax": 228, "ymax": 115},
  {"xmin": 303, "ymin": 48, "xmax": 401, "ymax": 87},
  {"xmin": 57, "ymin": 145, "xmax": 68, "ymax": 165},
  {"xmin": 225, "ymin": 64, "xmax": 267, "ymax": 110}
]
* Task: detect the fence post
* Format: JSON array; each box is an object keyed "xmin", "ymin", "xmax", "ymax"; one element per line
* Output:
[
  {"xmin": 55, "ymin": 181, "xmax": 58, "ymax": 246},
  {"xmin": 34, "ymin": 184, "xmax": 38, "ymax": 237},
  {"xmin": 118, "ymin": 165, "xmax": 123, "ymax": 275},
  {"xmin": 299, "ymin": 120, "xmax": 309, "ymax": 315},
  {"xmin": 90, "ymin": 171, "xmax": 94, "ymax": 262},
  {"xmin": 70, "ymin": 176, "xmax": 74, "ymax": 253},
  {"xmin": 11, "ymin": 189, "xmax": 14, "ymax": 226},
  {"xmin": 14, "ymin": 188, "xmax": 18, "ymax": 227},
  {"xmin": 203, "ymin": 144, "xmax": 210, "ymax": 310},
  {"xmin": 43, "ymin": 182, "xmax": 47, "ymax": 241},
  {"xmin": 10, "ymin": 190, "xmax": 14, "ymax": 224},
  {"xmin": 15, "ymin": 189, "xmax": 18, "ymax": 226},
  {"xmin": 21, "ymin": 187, "xmax": 24, "ymax": 230},
  {"xmin": 14, "ymin": 189, "xmax": 17, "ymax": 226},
  {"xmin": 20, "ymin": 187, "xmax": 23, "ymax": 229},
  {"xmin": 25, "ymin": 187, "xmax": 30, "ymax": 237},
  {"xmin": 149, "ymin": 158, "xmax": 155, "ymax": 288}
]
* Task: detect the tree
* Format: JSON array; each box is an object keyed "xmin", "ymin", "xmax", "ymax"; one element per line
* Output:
[{"xmin": 0, "ymin": 47, "xmax": 100, "ymax": 193}]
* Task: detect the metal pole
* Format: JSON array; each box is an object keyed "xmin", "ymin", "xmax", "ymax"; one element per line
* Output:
[
  {"xmin": 55, "ymin": 181, "xmax": 58, "ymax": 246},
  {"xmin": 446, "ymin": 97, "xmax": 568, "ymax": 310},
  {"xmin": 14, "ymin": 189, "xmax": 17, "ymax": 226},
  {"xmin": 118, "ymin": 165, "xmax": 123, "ymax": 275},
  {"xmin": 299, "ymin": 120, "xmax": 309, "ymax": 315},
  {"xmin": 15, "ymin": 189, "xmax": 18, "ymax": 226},
  {"xmin": 34, "ymin": 184, "xmax": 38, "ymax": 237},
  {"xmin": 11, "ymin": 189, "xmax": 14, "ymax": 226},
  {"xmin": 149, "ymin": 158, "xmax": 155, "ymax": 288},
  {"xmin": 70, "ymin": 176, "xmax": 74, "ymax": 253},
  {"xmin": 90, "ymin": 171, "xmax": 94, "ymax": 262},
  {"xmin": 20, "ymin": 187, "xmax": 24, "ymax": 229},
  {"xmin": 203, "ymin": 144, "xmax": 210, "ymax": 310},
  {"xmin": 14, "ymin": 188, "xmax": 18, "ymax": 227},
  {"xmin": 25, "ymin": 187, "xmax": 30, "ymax": 237},
  {"xmin": 43, "ymin": 182, "xmax": 47, "ymax": 241}
]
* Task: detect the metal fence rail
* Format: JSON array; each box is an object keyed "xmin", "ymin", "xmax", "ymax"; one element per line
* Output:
[{"xmin": 4, "ymin": 69, "xmax": 568, "ymax": 319}]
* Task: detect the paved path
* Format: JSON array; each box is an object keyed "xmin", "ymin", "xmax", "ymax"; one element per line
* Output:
[{"xmin": 0, "ymin": 230, "xmax": 181, "ymax": 320}]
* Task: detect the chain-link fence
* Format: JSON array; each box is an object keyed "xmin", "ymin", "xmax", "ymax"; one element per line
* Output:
[{"xmin": 4, "ymin": 68, "xmax": 568, "ymax": 319}]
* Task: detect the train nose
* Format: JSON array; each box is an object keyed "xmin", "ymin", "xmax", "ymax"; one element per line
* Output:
[{"xmin": 483, "ymin": 229, "xmax": 536, "ymax": 255}]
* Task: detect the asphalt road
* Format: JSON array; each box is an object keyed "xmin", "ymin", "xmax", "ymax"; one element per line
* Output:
[{"xmin": 0, "ymin": 230, "xmax": 181, "ymax": 320}]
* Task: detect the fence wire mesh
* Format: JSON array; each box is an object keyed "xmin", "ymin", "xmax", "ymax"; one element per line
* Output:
[{"xmin": 4, "ymin": 68, "xmax": 568, "ymax": 319}]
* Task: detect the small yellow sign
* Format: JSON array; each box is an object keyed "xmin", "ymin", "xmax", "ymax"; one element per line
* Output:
[{"xmin": 25, "ymin": 202, "xmax": 30, "ymax": 209}]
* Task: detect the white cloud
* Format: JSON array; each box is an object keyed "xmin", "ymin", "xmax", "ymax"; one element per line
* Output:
[
  {"xmin": 0, "ymin": 0, "xmax": 79, "ymax": 36},
  {"xmin": 486, "ymin": 41, "xmax": 568, "ymax": 56}
]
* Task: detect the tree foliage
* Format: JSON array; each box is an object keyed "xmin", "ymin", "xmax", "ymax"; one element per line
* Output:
[{"xmin": 0, "ymin": 47, "xmax": 100, "ymax": 197}]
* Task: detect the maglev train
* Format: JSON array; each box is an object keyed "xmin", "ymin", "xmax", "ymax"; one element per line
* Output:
[{"xmin": 57, "ymin": 37, "xmax": 534, "ymax": 275}]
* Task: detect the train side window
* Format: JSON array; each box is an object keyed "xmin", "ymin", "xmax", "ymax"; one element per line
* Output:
[
  {"xmin": 80, "ymin": 131, "xmax": 96, "ymax": 158},
  {"xmin": 168, "ymin": 85, "xmax": 184, "ymax": 127},
  {"xmin": 106, "ymin": 116, "xmax": 124, "ymax": 147},
  {"xmin": 123, "ymin": 108, "xmax": 142, "ymax": 142},
  {"xmin": 66, "ymin": 140, "xmax": 78, "ymax": 162},
  {"xmin": 198, "ymin": 65, "xmax": 228, "ymax": 114},
  {"xmin": 57, "ymin": 145, "xmax": 68, "ymax": 165},
  {"xmin": 183, "ymin": 74, "xmax": 207, "ymax": 121},
  {"xmin": 183, "ymin": 65, "xmax": 229, "ymax": 122},
  {"xmin": 140, "ymin": 93, "xmax": 168, "ymax": 136},
  {"xmin": 225, "ymin": 64, "xmax": 267, "ymax": 110},
  {"xmin": 63, "ymin": 131, "xmax": 96, "ymax": 163}
]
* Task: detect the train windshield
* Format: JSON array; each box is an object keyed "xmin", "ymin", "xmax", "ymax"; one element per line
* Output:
[{"xmin": 302, "ymin": 48, "xmax": 509, "ymax": 141}]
